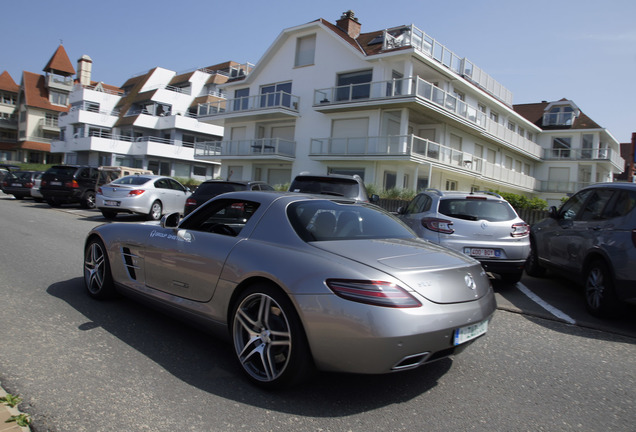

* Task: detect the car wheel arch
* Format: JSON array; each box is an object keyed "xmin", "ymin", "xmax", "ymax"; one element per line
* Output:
[
  {"xmin": 582, "ymin": 250, "xmax": 615, "ymax": 284},
  {"xmin": 226, "ymin": 276, "xmax": 296, "ymax": 329}
]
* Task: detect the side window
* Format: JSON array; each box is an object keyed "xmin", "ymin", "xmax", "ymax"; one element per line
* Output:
[
  {"xmin": 602, "ymin": 190, "xmax": 636, "ymax": 219},
  {"xmin": 168, "ymin": 179, "xmax": 184, "ymax": 191},
  {"xmin": 406, "ymin": 195, "xmax": 427, "ymax": 214},
  {"xmin": 579, "ymin": 189, "xmax": 615, "ymax": 221},
  {"xmin": 78, "ymin": 168, "xmax": 90, "ymax": 179},
  {"xmin": 179, "ymin": 199, "xmax": 260, "ymax": 236},
  {"xmin": 559, "ymin": 190, "xmax": 592, "ymax": 220},
  {"xmin": 154, "ymin": 179, "xmax": 169, "ymax": 189},
  {"xmin": 90, "ymin": 168, "xmax": 99, "ymax": 180}
]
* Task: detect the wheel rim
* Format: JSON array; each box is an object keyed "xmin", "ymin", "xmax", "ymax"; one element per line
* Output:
[
  {"xmin": 585, "ymin": 267, "xmax": 604, "ymax": 310},
  {"xmin": 84, "ymin": 242, "xmax": 105, "ymax": 294},
  {"xmin": 87, "ymin": 193, "xmax": 96, "ymax": 208},
  {"xmin": 233, "ymin": 293, "xmax": 292, "ymax": 383},
  {"xmin": 151, "ymin": 202, "xmax": 162, "ymax": 220}
]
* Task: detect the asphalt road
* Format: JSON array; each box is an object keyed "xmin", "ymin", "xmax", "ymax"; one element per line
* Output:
[{"xmin": 1, "ymin": 196, "xmax": 635, "ymax": 432}]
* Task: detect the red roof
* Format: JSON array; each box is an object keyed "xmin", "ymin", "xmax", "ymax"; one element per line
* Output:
[
  {"xmin": 43, "ymin": 45, "xmax": 75, "ymax": 75},
  {"xmin": 0, "ymin": 71, "xmax": 19, "ymax": 93}
]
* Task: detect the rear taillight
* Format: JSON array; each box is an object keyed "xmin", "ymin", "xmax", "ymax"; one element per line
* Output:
[
  {"xmin": 185, "ymin": 198, "xmax": 197, "ymax": 207},
  {"xmin": 511, "ymin": 222, "xmax": 530, "ymax": 237},
  {"xmin": 326, "ymin": 279, "xmax": 421, "ymax": 308},
  {"xmin": 422, "ymin": 217, "xmax": 454, "ymax": 234},
  {"xmin": 25, "ymin": 182, "xmax": 33, "ymax": 188},
  {"xmin": 65, "ymin": 180, "xmax": 79, "ymax": 188},
  {"xmin": 41, "ymin": 180, "xmax": 47, "ymax": 187},
  {"xmin": 97, "ymin": 187, "xmax": 102, "ymax": 194},
  {"xmin": 127, "ymin": 189, "xmax": 145, "ymax": 197}
]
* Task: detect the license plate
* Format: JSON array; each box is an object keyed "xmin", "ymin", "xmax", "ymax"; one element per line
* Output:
[
  {"xmin": 51, "ymin": 181, "xmax": 62, "ymax": 186},
  {"xmin": 454, "ymin": 320, "xmax": 489, "ymax": 345},
  {"xmin": 464, "ymin": 247, "xmax": 500, "ymax": 258},
  {"xmin": 12, "ymin": 183, "xmax": 21, "ymax": 187},
  {"xmin": 105, "ymin": 200, "xmax": 120, "ymax": 206}
]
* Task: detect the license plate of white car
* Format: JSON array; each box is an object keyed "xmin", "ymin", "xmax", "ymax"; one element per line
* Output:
[
  {"xmin": 454, "ymin": 320, "xmax": 488, "ymax": 345},
  {"xmin": 105, "ymin": 200, "xmax": 120, "ymax": 206},
  {"xmin": 464, "ymin": 247, "xmax": 500, "ymax": 258}
]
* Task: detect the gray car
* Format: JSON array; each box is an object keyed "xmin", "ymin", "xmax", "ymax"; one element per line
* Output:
[
  {"xmin": 289, "ymin": 173, "xmax": 379, "ymax": 203},
  {"xmin": 96, "ymin": 174, "xmax": 191, "ymax": 220},
  {"xmin": 84, "ymin": 191, "xmax": 496, "ymax": 388},
  {"xmin": 526, "ymin": 182, "xmax": 636, "ymax": 317},
  {"xmin": 398, "ymin": 190, "xmax": 530, "ymax": 283}
]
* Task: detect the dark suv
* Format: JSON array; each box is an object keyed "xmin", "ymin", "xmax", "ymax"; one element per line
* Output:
[
  {"xmin": 288, "ymin": 173, "xmax": 379, "ymax": 203},
  {"xmin": 526, "ymin": 182, "xmax": 636, "ymax": 317},
  {"xmin": 40, "ymin": 165, "xmax": 100, "ymax": 208},
  {"xmin": 184, "ymin": 180, "xmax": 274, "ymax": 216}
]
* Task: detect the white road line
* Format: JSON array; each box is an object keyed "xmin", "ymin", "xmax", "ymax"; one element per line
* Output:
[{"xmin": 516, "ymin": 282, "xmax": 577, "ymax": 325}]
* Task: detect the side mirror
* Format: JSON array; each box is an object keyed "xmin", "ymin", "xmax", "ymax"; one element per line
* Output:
[
  {"xmin": 548, "ymin": 206, "xmax": 558, "ymax": 219},
  {"xmin": 396, "ymin": 206, "xmax": 406, "ymax": 215},
  {"xmin": 161, "ymin": 212, "xmax": 180, "ymax": 229},
  {"xmin": 369, "ymin": 194, "xmax": 379, "ymax": 203}
]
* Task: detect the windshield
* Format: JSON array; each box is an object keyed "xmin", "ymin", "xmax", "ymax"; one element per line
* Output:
[
  {"xmin": 288, "ymin": 200, "xmax": 414, "ymax": 242},
  {"xmin": 439, "ymin": 198, "xmax": 517, "ymax": 222},
  {"xmin": 112, "ymin": 176, "xmax": 151, "ymax": 186}
]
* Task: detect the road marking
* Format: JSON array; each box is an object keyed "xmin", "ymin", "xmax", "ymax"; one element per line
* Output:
[{"xmin": 516, "ymin": 282, "xmax": 577, "ymax": 325}]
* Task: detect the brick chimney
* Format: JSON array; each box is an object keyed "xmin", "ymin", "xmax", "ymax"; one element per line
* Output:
[
  {"xmin": 336, "ymin": 10, "xmax": 361, "ymax": 39},
  {"xmin": 77, "ymin": 55, "xmax": 93, "ymax": 86}
]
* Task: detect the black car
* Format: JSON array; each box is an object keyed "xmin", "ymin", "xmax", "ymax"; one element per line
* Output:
[
  {"xmin": 1, "ymin": 171, "xmax": 42, "ymax": 199},
  {"xmin": 40, "ymin": 165, "xmax": 100, "ymax": 208},
  {"xmin": 183, "ymin": 180, "xmax": 274, "ymax": 215},
  {"xmin": 288, "ymin": 173, "xmax": 379, "ymax": 203}
]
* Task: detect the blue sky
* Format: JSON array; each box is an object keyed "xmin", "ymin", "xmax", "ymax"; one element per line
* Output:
[{"xmin": 3, "ymin": 0, "xmax": 635, "ymax": 143}]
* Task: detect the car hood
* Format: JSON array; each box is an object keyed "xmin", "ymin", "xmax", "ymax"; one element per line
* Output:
[{"xmin": 312, "ymin": 238, "xmax": 491, "ymax": 304}]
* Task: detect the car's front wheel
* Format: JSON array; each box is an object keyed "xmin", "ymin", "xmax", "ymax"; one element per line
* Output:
[
  {"xmin": 231, "ymin": 284, "xmax": 314, "ymax": 389},
  {"xmin": 84, "ymin": 237, "xmax": 116, "ymax": 299},
  {"xmin": 148, "ymin": 200, "xmax": 162, "ymax": 221},
  {"xmin": 585, "ymin": 260, "xmax": 620, "ymax": 318}
]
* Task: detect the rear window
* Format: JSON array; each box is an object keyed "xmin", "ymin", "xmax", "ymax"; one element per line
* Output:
[
  {"xmin": 112, "ymin": 176, "xmax": 151, "ymax": 186},
  {"xmin": 195, "ymin": 182, "xmax": 247, "ymax": 195},
  {"xmin": 290, "ymin": 177, "xmax": 359, "ymax": 198},
  {"xmin": 439, "ymin": 198, "xmax": 517, "ymax": 222},
  {"xmin": 288, "ymin": 200, "xmax": 413, "ymax": 242},
  {"xmin": 45, "ymin": 166, "xmax": 78, "ymax": 177}
]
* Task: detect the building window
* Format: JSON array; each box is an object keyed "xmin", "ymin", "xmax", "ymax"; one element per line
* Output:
[
  {"xmin": 50, "ymin": 90, "xmax": 68, "ymax": 106},
  {"xmin": 489, "ymin": 111, "xmax": 499, "ymax": 123},
  {"xmin": 478, "ymin": 104, "xmax": 486, "ymax": 114},
  {"xmin": 295, "ymin": 34, "xmax": 316, "ymax": 67},
  {"xmin": 544, "ymin": 105, "xmax": 576, "ymax": 126},
  {"xmin": 336, "ymin": 69, "xmax": 372, "ymax": 101},
  {"xmin": 384, "ymin": 171, "xmax": 396, "ymax": 190},
  {"xmin": 582, "ymin": 134, "xmax": 594, "ymax": 158},
  {"xmin": 233, "ymin": 88, "xmax": 249, "ymax": 111},
  {"xmin": 552, "ymin": 137, "xmax": 572, "ymax": 158},
  {"xmin": 507, "ymin": 121, "xmax": 516, "ymax": 132},
  {"xmin": 260, "ymin": 82, "xmax": 292, "ymax": 108},
  {"xmin": 445, "ymin": 179, "xmax": 457, "ymax": 191}
]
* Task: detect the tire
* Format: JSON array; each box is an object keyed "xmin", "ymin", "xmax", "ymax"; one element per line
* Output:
[
  {"xmin": 83, "ymin": 237, "xmax": 116, "ymax": 299},
  {"xmin": 101, "ymin": 210, "xmax": 117, "ymax": 220},
  {"xmin": 500, "ymin": 271, "xmax": 523, "ymax": 284},
  {"xmin": 584, "ymin": 260, "xmax": 620, "ymax": 318},
  {"xmin": 81, "ymin": 190, "xmax": 96, "ymax": 209},
  {"xmin": 524, "ymin": 242, "xmax": 546, "ymax": 277},
  {"xmin": 231, "ymin": 284, "xmax": 314, "ymax": 389},
  {"xmin": 148, "ymin": 200, "xmax": 163, "ymax": 221}
]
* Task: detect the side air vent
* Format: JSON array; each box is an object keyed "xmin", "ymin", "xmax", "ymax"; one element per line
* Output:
[{"xmin": 121, "ymin": 247, "xmax": 139, "ymax": 280}]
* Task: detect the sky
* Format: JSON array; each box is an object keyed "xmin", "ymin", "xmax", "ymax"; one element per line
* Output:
[{"xmin": 2, "ymin": 0, "xmax": 635, "ymax": 144}]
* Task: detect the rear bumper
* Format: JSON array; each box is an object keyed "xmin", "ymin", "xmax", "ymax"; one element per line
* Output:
[
  {"xmin": 478, "ymin": 259, "xmax": 527, "ymax": 275},
  {"xmin": 41, "ymin": 189, "xmax": 82, "ymax": 203}
]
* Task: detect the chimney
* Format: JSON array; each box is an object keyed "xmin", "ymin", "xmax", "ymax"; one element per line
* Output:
[
  {"xmin": 77, "ymin": 55, "xmax": 93, "ymax": 86},
  {"xmin": 336, "ymin": 10, "xmax": 361, "ymax": 39}
]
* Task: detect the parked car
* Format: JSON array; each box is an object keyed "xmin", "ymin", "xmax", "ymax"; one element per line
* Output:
[
  {"xmin": 184, "ymin": 180, "xmax": 274, "ymax": 216},
  {"xmin": 30, "ymin": 172, "xmax": 44, "ymax": 202},
  {"xmin": 397, "ymin": 189, "xmax": 530, "ymax": 283},
  {"xmin": 526, "ymin": 182, "xmax": 636, "ymax": 317},
  {"xmin": 96, "ymin": 166, "xmax": 153, "ymax": 189},
  {"xmin": 288, "ymin": 173, "xmax": 379, "ymax": 203},
  {"xmin": 84, "ymin": 191, "xmax": 496, "ymax": 388},
  {"xmin": 1, "ymin": 171, "xmax": 42, "ymax": 199},
  {"xmin": 40, "ymin": 165, "xmax": 100, "ymax": 208},
  {"xmin": 96, "ymin": 174, "xmax": 191, "ymax": 220}
]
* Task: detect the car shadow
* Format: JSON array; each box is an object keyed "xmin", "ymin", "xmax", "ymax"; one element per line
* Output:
[{"xmin": 47, "ymin": 277, "xmax": 452, "ymax": 414}]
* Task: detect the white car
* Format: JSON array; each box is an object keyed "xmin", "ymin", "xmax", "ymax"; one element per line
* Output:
[{"xmin": 96, "ymin": 175, "xmax": 191, "ymax": 220}]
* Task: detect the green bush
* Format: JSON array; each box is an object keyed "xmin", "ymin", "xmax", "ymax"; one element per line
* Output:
[{"xmin": 493, "ymin": 190, "xmax": 547, "ymax": 211}]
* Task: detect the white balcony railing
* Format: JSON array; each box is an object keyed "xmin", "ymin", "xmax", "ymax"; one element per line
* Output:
[
  {"xmin": 543, "ymin": 147, "xmax": 624, "ymax": 168},
  {"xmin": 310, "ymin": 134, "xmax": 535, "ymax": 190},
  {"xmin": 542, "ymin": 112, "xmax": 576, "ymax": 127},
  {"xmin": 198, "ymin": 91, "xmax": 299, "ymax": 117},
  {"xmin": 194, "ymin": 138, "xmax": 296, "ymax": 158}
]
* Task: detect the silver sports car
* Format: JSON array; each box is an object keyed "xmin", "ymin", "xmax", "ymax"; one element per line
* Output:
[{"xmin": 84, "ymin": 191, "xmax": 496, "ymax": 388}]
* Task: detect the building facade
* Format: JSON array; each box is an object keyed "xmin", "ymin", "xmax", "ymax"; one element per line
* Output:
[
  {"xmin": 0, "ymin": 71, "xmax": 19, "ymax": 162},
  {"xmin": 194, "ymin": 11, "xmax": 624, "ymax": 204}
]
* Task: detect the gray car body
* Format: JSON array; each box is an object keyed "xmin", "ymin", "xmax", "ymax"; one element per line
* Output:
[{"xmin": 85, "ymin": 191, "xmax": 496, "ymax": 375}]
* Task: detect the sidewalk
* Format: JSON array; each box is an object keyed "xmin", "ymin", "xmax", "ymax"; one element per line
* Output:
[{"xmin": 0, "ymin": 385, "xmax": 30, "ymax": 432}]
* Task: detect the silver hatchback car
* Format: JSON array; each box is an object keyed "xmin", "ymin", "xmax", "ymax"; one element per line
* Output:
[
  {"xmin": 96, "ymin": 174, "xmax": 191, "ymax": 220},
  {"xmin": 526, "ymin": 182, "xmax": 636, "ymax": 317},
  {"xmin": 398, "ymin": 190, "xmax": 530, "ymax": 283}
]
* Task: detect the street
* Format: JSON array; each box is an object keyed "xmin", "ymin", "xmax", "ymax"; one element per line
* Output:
[{"xmin": 0, "ymin": 196, "xmax": 635, "ymax": 431}]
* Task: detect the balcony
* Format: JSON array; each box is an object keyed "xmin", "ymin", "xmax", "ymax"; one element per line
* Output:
[
  {"xmin": 309, "ymin": 134, "xmax": 535, "ymax": 190},
  {"xmin": 543, "ymin": 147, "xmax": 624, "ymax": 170},
  {"xmin": 194, "ymin": 138, "xmax": 296, "ymax": 161},
  {"xmin": 542, "ymin": 112, "xmax": 576, "ymax": 127},
  {"xmin": 60, "ymin": 104, "xmax": 120, "ymax": 127},
  {"xmin": 197, "ymin": 91, "xmax": 300, "ymax": 121},
  {"xmin": 46, "ymin": 74, "xmax": 74, "ymax": 92},
  {"xmin": 39, "ymin": 117, "xmax": 60, "ymax": 133},
  {"xmin": 314, "ymin": 76, "xmax": 486, "ymax": 129},
  {"xmin": 539, "ymin": 181, "xmax": 593, "ymax": 194},
  {"xmin": 379, "ymin": 24, "xmax": 513, "ymax": 105}
]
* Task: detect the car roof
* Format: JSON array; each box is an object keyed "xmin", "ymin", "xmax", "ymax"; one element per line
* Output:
[
  {"xmin": 580, "ymin": 182, "xmax": 636, "ymax": 191},
  {"xmin": 420, "ymin": 189, "xmax": 505, "ymax": 200},
  {"xmin": 200, "ymin": 180, "xmax": 267, "ymax": 185}
]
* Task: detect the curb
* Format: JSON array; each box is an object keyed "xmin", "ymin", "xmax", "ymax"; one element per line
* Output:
[{"xmin": 0, "ymin": 385, "xmax": 31, "ymax": 432}]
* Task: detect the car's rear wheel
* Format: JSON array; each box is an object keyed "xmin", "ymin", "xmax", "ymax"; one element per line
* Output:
[
  {"xmin": 585, "ymin": 260, "xmax": 620, "ymax": 318},
  {"xmin": 524, "ymin": 242, "xmax": 546, "ymax": 277},
  {"xmin": 81, "ymin": 190, "xmax": 96, "ymax": 209},
  {"xmin": 148, "ymin": 200, "xmax": 162, "ymax": 221},
  {"xmin": 231, "ymin": 284, "xmax": 314, "ymax": 389},
  {"xmin": 84, "ymin": 237, "xmax": 116, "ymax": 299},
  {"xmin": 101, "ymin": 210, "xmax": 117, "ymax": 220}
]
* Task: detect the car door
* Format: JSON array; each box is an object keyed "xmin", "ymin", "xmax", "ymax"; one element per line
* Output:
[
  {"xmin": 143, "ymin": 198, "xmax": 260, "ymax": 302},
  {"xmin": 153, "ymin": 178, "xmax": 174, "ymax": 211},
  {"xmin": 167, "ymin": 178, "xmax": 189, "ymax": 213}
]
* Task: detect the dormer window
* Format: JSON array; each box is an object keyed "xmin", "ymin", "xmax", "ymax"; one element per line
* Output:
[{"xmin": 543, "ymin": 101, "xmax": 579, "ymax": 127}]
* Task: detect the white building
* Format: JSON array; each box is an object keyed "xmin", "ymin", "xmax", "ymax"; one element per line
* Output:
[
  {"xmin": 53, "ymin": 58, "xmax": 250, "ymax": 180},
  {"xmin": 195, "ymin": 11, "xmax": 623, "ymax": 200}
]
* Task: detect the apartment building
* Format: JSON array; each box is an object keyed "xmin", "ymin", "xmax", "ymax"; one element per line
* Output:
[
  {"xmin": 0, "ymin": 71, "xmax": 19, "ymax": 162},
  {"xmin": 52, "ymin": 58, "xmax": 249, "ymax": 180},
  {"xmin": 195, "ymin": 11, "xmax": 624, "ymax": 204}
]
